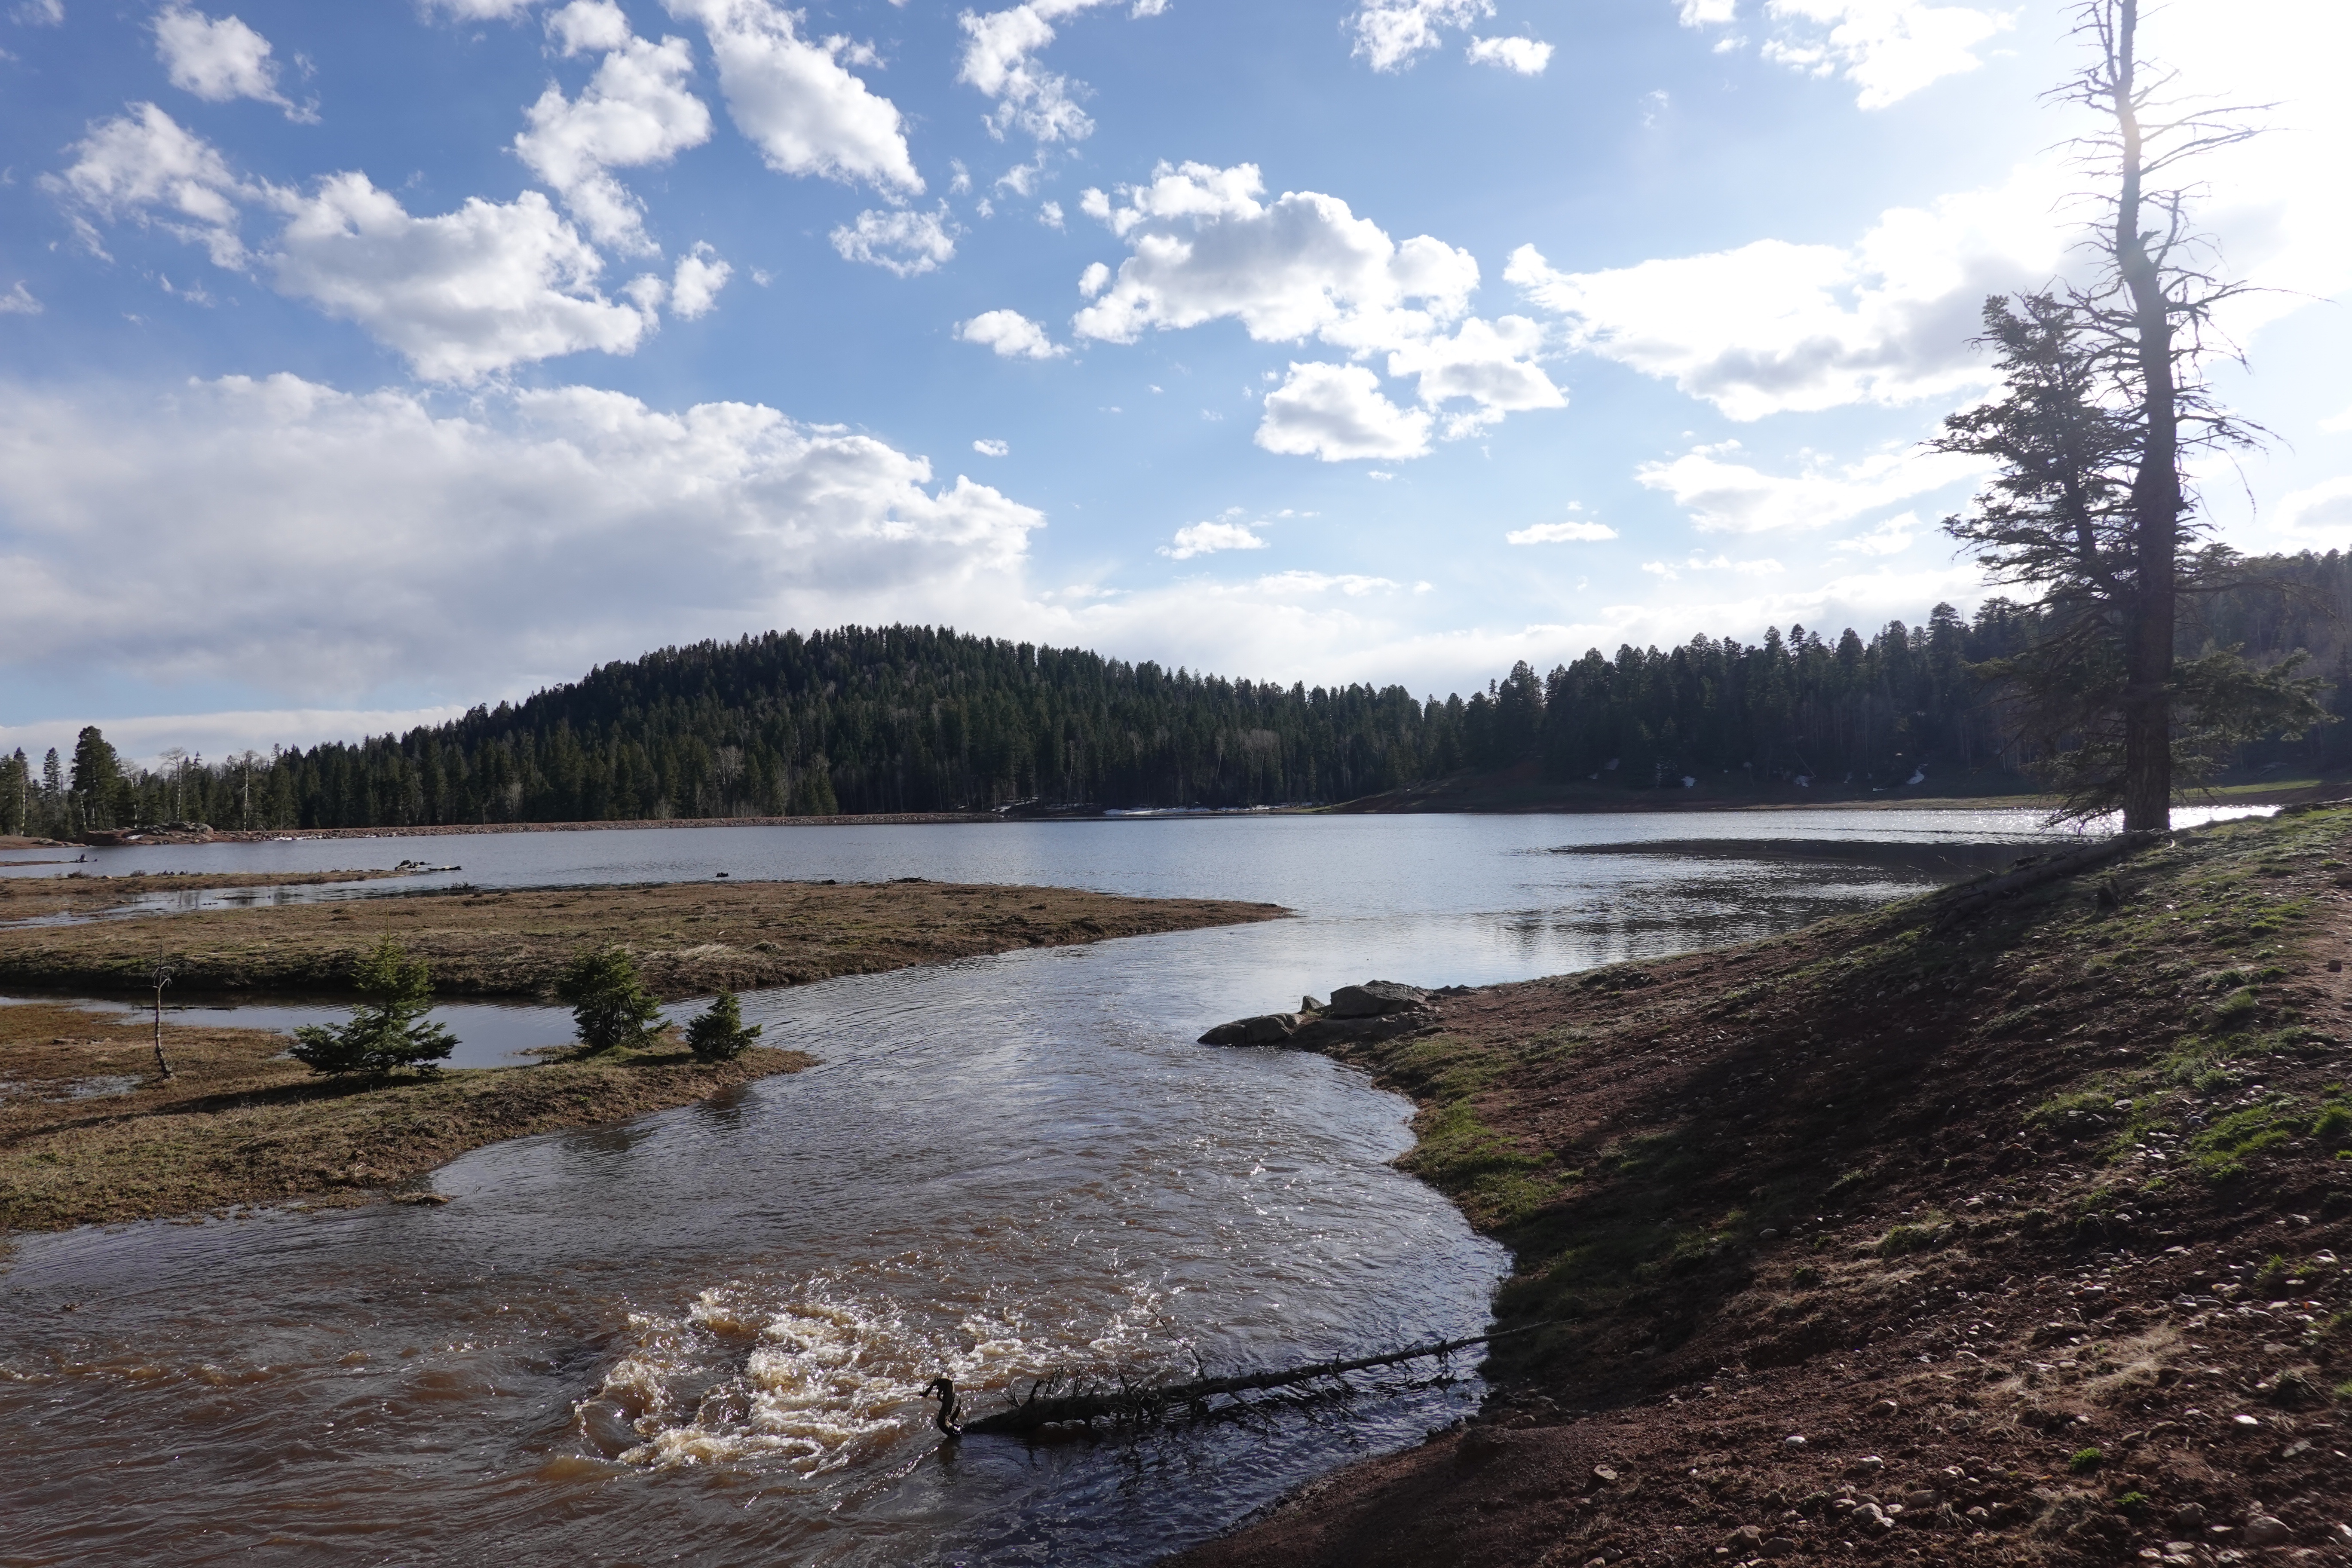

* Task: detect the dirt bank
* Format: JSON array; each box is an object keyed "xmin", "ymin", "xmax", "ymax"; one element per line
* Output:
[
  {"xmin": 0, "ymin": 998, "xmax": 815, "ymax": 1232},
  {"xmin": 1177, "ymin": 806, "xmax": 2352, "ymax": 1567},
  {"xmin": 0, "ymin": 879, "xmax": 1288, "ymax": 998}
]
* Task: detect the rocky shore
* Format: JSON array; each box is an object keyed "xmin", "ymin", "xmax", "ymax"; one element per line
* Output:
[{"xmin": 1176, "ymin": 805, "xmax": 2352, "ymax": 1567}]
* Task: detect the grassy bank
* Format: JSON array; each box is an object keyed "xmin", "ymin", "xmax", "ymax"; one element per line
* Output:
[
  {"xmin": 0, "ymin": 998, "xmax": 814, "ymax": 1231},
  {"xmin": 1181, "ymin": 805, "xmax": 2352, "ymax": 1567},
  {"xmin": 0, "ymin": 878, "xmax": 1288, "ymax": 998}
]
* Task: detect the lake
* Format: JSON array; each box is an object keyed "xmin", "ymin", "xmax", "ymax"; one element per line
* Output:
[{"xmin": 0, "ymin": 810, "xmax": 2245, "ymax": 1564}]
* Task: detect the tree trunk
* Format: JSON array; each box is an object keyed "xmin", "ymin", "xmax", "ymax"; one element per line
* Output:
[{"xmin": 2110, "ymin": 0, "xmax": 2177, "ymax": 833}]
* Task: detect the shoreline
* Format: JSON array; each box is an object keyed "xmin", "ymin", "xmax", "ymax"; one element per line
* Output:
[{"xmin": 1176, "ymin": 805, "xmax": 2352, "ymax": 1566}]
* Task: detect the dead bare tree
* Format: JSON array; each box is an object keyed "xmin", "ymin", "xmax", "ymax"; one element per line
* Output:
[{"xmin": 148, "ymin": 957, "xmax": 175, "ymax": 1081}]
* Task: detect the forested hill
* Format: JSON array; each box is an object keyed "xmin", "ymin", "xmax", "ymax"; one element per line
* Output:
[{"xmin": 7, "ymin": 551, "xmax": 2347, "ymax": 834}]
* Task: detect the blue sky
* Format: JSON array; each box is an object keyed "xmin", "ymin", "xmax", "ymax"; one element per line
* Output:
[{"xmin": 2, "ymin": 0, "xmax": 2348, "ymax": 764}]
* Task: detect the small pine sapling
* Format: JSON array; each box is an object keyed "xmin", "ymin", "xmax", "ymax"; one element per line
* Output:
[
  {"xmin": 684, "ymin": 990, "xmax": 762, "ymax": 1062},
  {"xmin": 289, "ymin": 937, "xmax": 458, "ymax": 1080},
  {"xmin": 556, "ymin": 946, "xmax": 667, "ymax": 1053}
]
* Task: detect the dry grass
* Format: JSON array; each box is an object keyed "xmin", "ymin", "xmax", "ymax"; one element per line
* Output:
[
  {"xmin": 0, "ymin": 878, "xmax": 1289, "ymax": 998},
  {"xmin": 0, "ymin": 998, "xmax": 814, "ymax": 1231}
]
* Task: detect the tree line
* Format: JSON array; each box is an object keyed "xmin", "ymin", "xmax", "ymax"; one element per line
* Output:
[{"xmin": 5, "ymin": 556, "xmax": 2342, "ymax": 839}]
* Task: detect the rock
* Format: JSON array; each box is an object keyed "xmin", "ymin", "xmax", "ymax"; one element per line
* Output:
[
  {"xmin": 1324, "ymin": 980, "xmax": 1431, "ymax": 1018},
  {"xmin": 1869, "ymin": 1398, "xmax": 1900, "ymax": 1417},
  {"xmin": 2171, "ymin": 1504, "xmax": 2206, "ymax": 1529},
  {"xmin": 1725, "ymin": 1525, "xmax": 1764, "ymax": 1550},
  {"xmin": 1783, "ymin": 1434, "xmax": 1806, "ymax": 1448},
  {"xmin": 1197, "ymin": 1013, "xmax": 1304, "ymax": 1046},
  {"xmin": 1847, "ymin": 1456, "xmax": 1885, "ymax": 1475},
  {"xmin": 1592, "ymin": 1465, "xmax": 1619, "ymax": 1485},
  {"xmin": 1300, "ymin": 995, "xmax": 1324, "ymax": 1013},
  {"xmin": 1905, "ymin": 1489, "xmax": 1939, "ymax": 1510},
  {"xmin": 1759, "ymin": 1539, "xmax": 1797, "ymax": 1559},
  {"xmin": 2243, "ymin": 1517, "xmax": 2292, "ymax": 1546}
]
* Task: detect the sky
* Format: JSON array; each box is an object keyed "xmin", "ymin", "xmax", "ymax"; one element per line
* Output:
[{"xmin": 2, "ymin": 0, "xmax": 2349, "ymax": 766}]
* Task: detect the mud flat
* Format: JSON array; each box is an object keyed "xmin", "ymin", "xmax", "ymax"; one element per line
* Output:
[
  {"xmin": 1179, "ymin": 805, "xmax": 2352, "ymax": 1566},
  {"xmin": 0, "ymin": 878, "xmax": 1289, "ymax": 997}
]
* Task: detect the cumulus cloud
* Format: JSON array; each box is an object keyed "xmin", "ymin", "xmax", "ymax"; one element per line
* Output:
[
  {"xmin": 1506, "ymin": 518, "xmax": 1616, "ymax": 544},
  {"xmin": 0, "ymin": 374, "xmax": 1044, "ymax": 698},
  {"xmin": 44, "ymin": 101, "xmax": 263, "ymax": 267},
  {"xmin": 1640, "ymin": 552, "xmax": 1786, "ymax": 581},
  {"xmin": 958, "ymin": 0, "xmax": 1105, "ymax": 143},
  {"xmin": 1636, "ymin": 438, "xmax": 1984, "ymax": 534},
  {"xmin": 1677, "ymin": 0, "xmax": 2010, "ymax": 108},
  {"xmin": 669, "ymin": 241, "xmax": 730, "ymax": 317},
  {"xmin": 1072, "ymin": 161, "xmax": 1559, "ymax": 452},
  {"xmin": 1159, "ymin": 515, "xmax": 1268, "ymax": 559},
  {"xmin": 2272, "ymin": 476, "xmax": 2352, "ymax": 547},
  {"xmin": 956, "ymin": 307, "xmax": 1065, "ymax": 358},
  {"xmin": 973, "ymin": 437, "xmax": 1009, "ymax": 456},
  {"xmin": 1464, "ymin": 35, "xmax": 1552, "ymax": 73},
  {"xmin": 515, "ymin": 8, "xmax": 713, "ymax": 254},
  {"xmin": 49, "ymin": 107, "xmax": 670, "ymax": 380},
  {"xmin": 666, "ymin": 0, "xmax": 922, "ymax": 196},
  {"xmin": 830, "ymin": 205, "xmax": 958, "ymax": 276},
  {"xmin": 1255, "ymin": 362, "xmax": 1432, "ymax": 462},
  {"xmin": 1506, "ymin": 163, "xmax": 2064, "ymax": 420},
  {"xmin": 153, "ymin": 5, "xmax": 306, "ymax": 118},
  {"xmin": 1349, "ymin": 0, "xmax": 1491, "ymax": 72},
  {"xmin": 273, "ymin": 175, "xmax": 658, "ymax": 380}
]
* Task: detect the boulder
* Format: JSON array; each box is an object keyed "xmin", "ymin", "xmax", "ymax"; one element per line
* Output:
[
  {"xmin": 1325, "ymin": 980, "xmax": 1431, "ymax": 1018},
  {"xmin": 1197, "ymin": 1012, "xmax": 1305, "ymax": 1047}
]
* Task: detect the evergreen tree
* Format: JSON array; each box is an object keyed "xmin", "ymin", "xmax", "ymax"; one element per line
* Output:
[
  {"xmin": 557, "ymin": 947, "xmax": 666, "ymax": 1053},
  {"xmin": 684, "ymin": 990, "xmax": 762, "ymax": 1062},
  {"xmin": 289, "ymin": 938, "xmax": 459, "ymax": 1080}
]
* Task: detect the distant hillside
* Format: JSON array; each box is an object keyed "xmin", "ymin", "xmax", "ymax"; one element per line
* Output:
[{"xmin": 6, "ymin": 551, "xmax": 2346, "ymax": 835}]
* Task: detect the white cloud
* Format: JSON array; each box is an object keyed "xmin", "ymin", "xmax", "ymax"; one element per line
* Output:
[
  {"xmin": 1506, "ymin": 518, "xmax": 1616, "ymax": 544},
  {"xmin": 1675, "ymin": 0, "xmax": 2008, "ymax": 108},
  {"xmin": 273, "ymin": 175, "xmax": 656, "ymax": 380},
  {"xmin": 1636, "ymin": 438, "xmax": 1984, "ymax": 534},
  {"xmin": 1464, "ymin": 35, "xmax": 1552, "ymax": 73},
  {"xmin": 2272, "ymin": 476, "xmax": 2352, "ymax": 548},
  {"xmin": 956, "ymin": 307, "xmax": 1065, "ymax": 358},
  {"xmin": 1039, "ymin": 199, "xmax": 1064, "ymax": 229},
  {"xmin": 955, "ymin": 0, "xmax": 1159, "ymax": 145},
  {"xmin": 1757, "ymin": 0, "xmax": 2012, "ymax": 110},
  {"xmin": 1639, "ymin": 552, "xmax": 1787, "ymax": 581},
  {"xmin": 422, "ymin": 0, "xmax": 536, "ymax": 18},
  {"xmin": 48, "ymin": 106, "xmax": 668, "ymax": 379},
  {"xmin": 1506, "ymin": 162, "xmax": 2065, "ymax": 420},
  {"xmin": 669, "ymin": 242, "xmax": 729, "ymax": 317},
  {"xmin": 830, "ymin": 205, "xmax": 958, "ymax": 276},
  {"xmin": 0, "ymin": 374, "xmax": 1044, "ymax": 699},
  {"xmin": 515, "ymin": 19, "xmax": 713, "ymax": 255},
  {"xmin": 1831, "ymin": 510, "xmax": 1920, "ymax": 555},
  {"xmin": 1255, "ymin": 362, "xmax": 1431, "ymax": 463},
  {"xmin": 1074, "ymin": 162, "xmax": 1559, "ymax": 452},
  {"xmin": 1159, "ymin": 516, "xmax": 1268, "ymax": 559},
  {"xmin": 666, "ymin": 0, "xmax": 922, "ymax": 196},
  {"xmin": 1253, "ymin": 570, "xmax": 1400, "ymax": 597},
  {"xmin": 1350, "ymin": 0, "xmax": 1491, "ymax": 72},
  {"xmin": 153, "ymin": 6, "xmax": 304, "ymax": 118},
  {"xmin": 973, "ymin": 437, "xmax": 1009, "ymax": 456},
  {"xmin": 547, "ymin": 0, "xmax": 632, "ymax": 53},
  {"xmin": 13, "ymin": 0, "xmax": 65, "ymax": 23},
  {"xmin": 44, "ymin": 102, "xmax": 263, "ymax": 268},
  {"xmin": 0, "ymin": 283, "xmax": 43, "ymax": 315}
]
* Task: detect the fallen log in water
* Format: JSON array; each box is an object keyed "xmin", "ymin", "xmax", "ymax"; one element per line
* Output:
[{"xmin": 951, "ymin": 1324, "xmax": 1544, "ymax": 1437}]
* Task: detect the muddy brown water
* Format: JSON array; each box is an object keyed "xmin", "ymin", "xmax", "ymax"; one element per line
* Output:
[{"xmin": 0, "ymin": 811, "xmax": 2154, "ymax": 1565}]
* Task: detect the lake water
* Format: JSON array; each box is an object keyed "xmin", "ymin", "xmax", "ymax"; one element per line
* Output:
[{"xmin": 0, "ymin": 810, "xmax": 2246, "ymax": 1564}]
